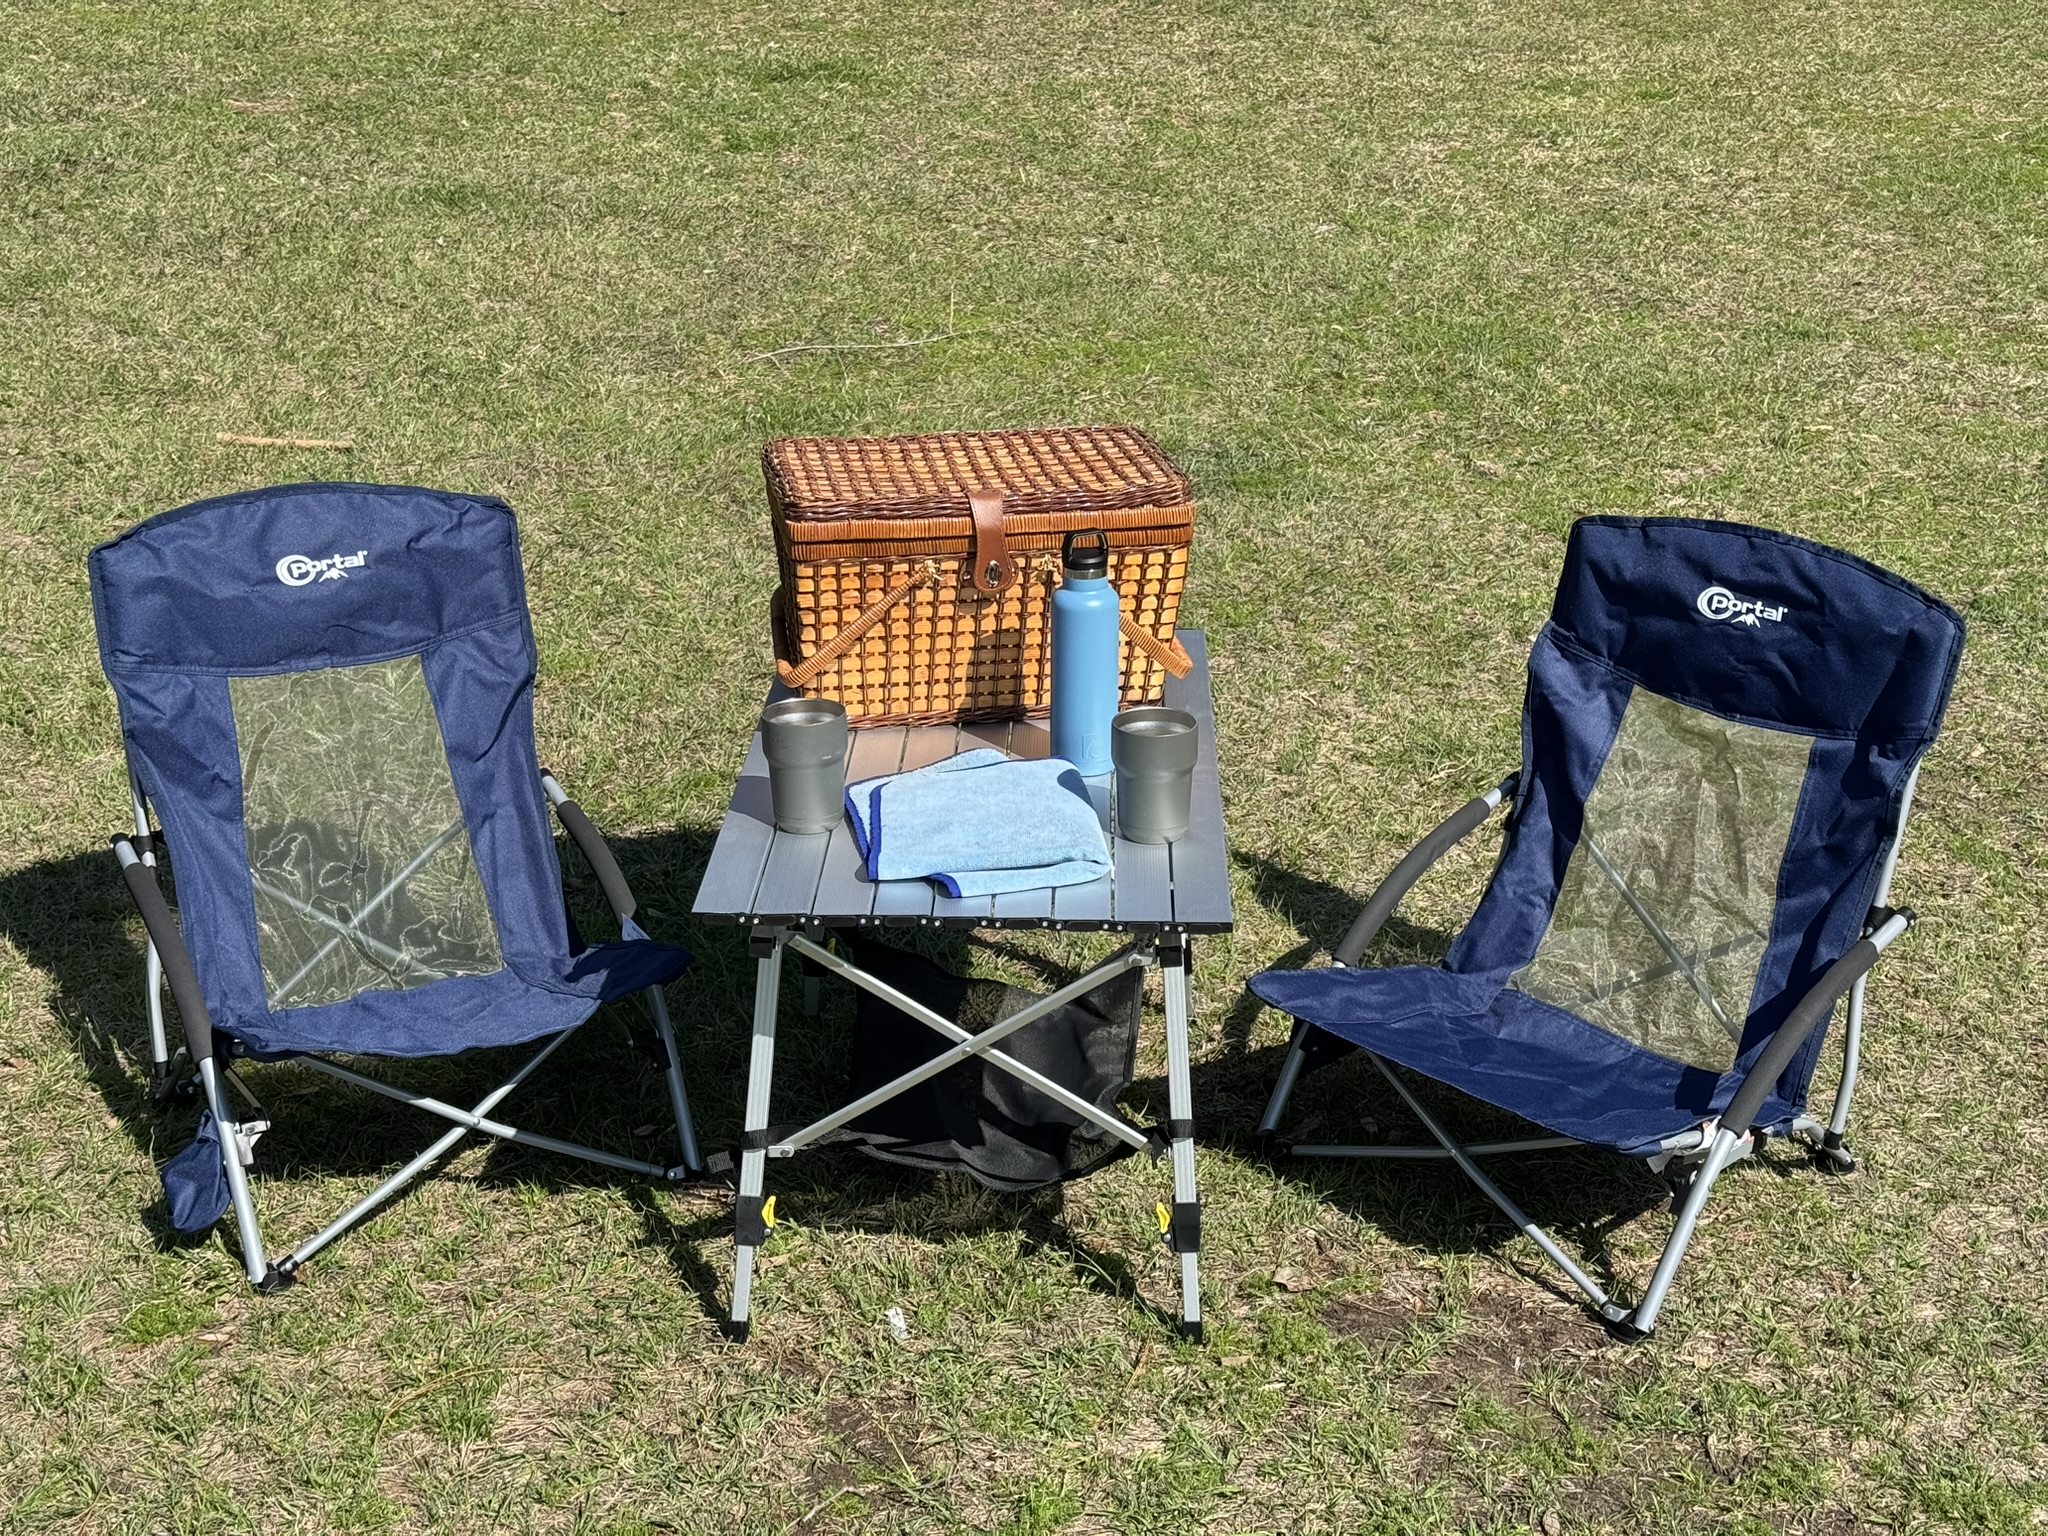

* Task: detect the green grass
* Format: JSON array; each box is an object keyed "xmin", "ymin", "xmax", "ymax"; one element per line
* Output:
[{"xmin": 2, "ymin": 0, "xmax": 2045, "ymax": 1530}]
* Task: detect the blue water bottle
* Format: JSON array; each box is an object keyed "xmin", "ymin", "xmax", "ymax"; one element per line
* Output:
[{"xmin": 1049, "ymin": 528, "xmax": 1121, "ymax": 776}]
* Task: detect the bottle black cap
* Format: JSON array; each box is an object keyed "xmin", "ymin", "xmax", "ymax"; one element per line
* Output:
[{"xmin": 1061, "ymin": 528, "xmax": 1110, "ymax": 577}]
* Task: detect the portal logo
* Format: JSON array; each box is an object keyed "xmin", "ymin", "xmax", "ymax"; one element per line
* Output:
[
  {"xmin": 276, "ymin": 550, "xmax": 368, "ymax": 587},
  {"xmin": 1695, "ymin": 585, "xmax": 1786, "ymax": 627}
]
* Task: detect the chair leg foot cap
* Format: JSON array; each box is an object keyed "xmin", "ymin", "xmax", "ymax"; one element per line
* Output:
[
  {"xmin": 255, "ymin": 1262, "xmax": 298, "ymax": 1296},
  {"xmin": 1598, "ymin": 1303, "xmax": 1650, "ymax": 1341},
  {"xmin": 724, "ymin": 1319, "xmax": 752, "ymax": 1344},
  {"xmin": 1178, "ymin": 1319, "xmax": 1205, "ymax": 1344}
]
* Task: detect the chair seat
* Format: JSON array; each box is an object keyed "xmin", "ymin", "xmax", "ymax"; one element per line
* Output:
[
  {"xmin": 227, "ymin": 937, "xmax": 691, "ymax": 1058},
  {"xmin": 1249, "ymin": 964, "xmax": 1801, "ymax": 1156}
]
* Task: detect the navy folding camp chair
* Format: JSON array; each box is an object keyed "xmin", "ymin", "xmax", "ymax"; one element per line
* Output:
[
  {"xmin": 91, "ymin": 483, "xmax": 701, "ymax": 1291},
  {"xmin": 1252, "ymin": 516, "xmax": 1963, "ymax": 1336}
]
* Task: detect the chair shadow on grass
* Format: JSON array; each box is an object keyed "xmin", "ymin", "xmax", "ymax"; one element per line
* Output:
[
  {"xmin": 0, "ymin": 826, "xmax": 748, "ymax": 1247},
  {"xmin": 1197, "ymin": 851, "xmax": 1681, "ymax": 1312}
]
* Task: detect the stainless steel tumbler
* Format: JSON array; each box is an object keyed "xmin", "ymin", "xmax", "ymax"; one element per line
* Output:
[
  {"xmin": 1112, "ymin": 706, "xmax": 1198, "ymax": 844},
  {"xmin": 760, "ymin": 698, "xmax": 849, "ymax": 834}
]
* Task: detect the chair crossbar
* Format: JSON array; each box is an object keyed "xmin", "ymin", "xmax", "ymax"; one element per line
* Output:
[
  {"xmin": 1579, "ymin": 833, "xmax": 1739, "ymax": 1040},
  {"xmin": 1550, "ymin": 930, "xmax": 1763, "ymax": 1014},
  {"xmin": 297, "ymin": 1047, "xmax": 685, "ymax": 1180},
  {"xmin": 265, "ymin": 818, "xmax": 466, "ymax": 1008},
  {"xmin": 1290, "ymin": 1135, "xmax": 1581, "ymax": 1159},
  {"xmin": 251, "ymin": 875, "xmax": 439, "ymax": 980},
  {"xmin": 280, "ymin": 1026, "xmax": 573, "ymax": 1269},
  {"xmin": 1366, "ymin": 1051, "xmax": 1621, "ymax": 1316},
  {"xmin": 774, "ymin": 934, "xmax": 1152, "ymax": 1154}
]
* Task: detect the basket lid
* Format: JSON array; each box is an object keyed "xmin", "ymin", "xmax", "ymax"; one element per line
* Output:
[{"xmin": 764, "ymin": 426, "xmax": 1190, "ymax": 521}]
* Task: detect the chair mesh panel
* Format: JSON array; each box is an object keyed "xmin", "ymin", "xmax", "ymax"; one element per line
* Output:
[
  {"xmin": 1510, "ymin": 687, "xmax": 1812, "ymax": 1070},
  {"xmin": 229, "ymin": 655, "xmax": 503, "ymax": 1011}
]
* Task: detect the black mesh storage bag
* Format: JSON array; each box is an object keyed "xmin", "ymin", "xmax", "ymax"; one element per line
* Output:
[{"xmin": 842, "ymin": 938, "xmax": 1144, "ymax": 1191}]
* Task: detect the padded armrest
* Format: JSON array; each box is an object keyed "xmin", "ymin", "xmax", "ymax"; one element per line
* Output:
[
  {"xmin": 1333, "ymin": 771, "xmax": 1519, "ymax": 967},
  {"xmin": 1720, "ymin": 908, "xmax": 1914, "ymax": 1137},
  {"xmin": 111, "ymin": 834, "xmax": 215, "ymax": 1065},
  {"xmin": 540, "ymin": 771, "xmax": 637, "ymax": 923}
]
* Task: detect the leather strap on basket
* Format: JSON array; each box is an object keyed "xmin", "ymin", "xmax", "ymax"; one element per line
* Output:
[
  {"xmin": 967, "ymin": 489, "xmax": 1017, "ymax": 594},
  {"xmin": 775, "ymin": 563, "xmax": 940, "ymax": 690},
  {"xmin": 1119, "ymin": 613, "xmax": 1193, "ymax": 678},
  {"xmin": 774, "ymin": 558, "xmax": 1191, "ymax": 691}
]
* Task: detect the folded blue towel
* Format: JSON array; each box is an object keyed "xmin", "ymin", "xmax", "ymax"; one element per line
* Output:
[{"xmin": 846, "ymin": 748, "xmax": 1111, "ymax": 897}]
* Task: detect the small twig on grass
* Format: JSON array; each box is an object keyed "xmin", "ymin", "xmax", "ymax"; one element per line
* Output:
[
  {"xmin": 1126, "ymin": 1339, "xmax": 1153, "ymax": 1387},
  {"xmin": 778, "ymin": 1487, "xmax": 870, "ymax": 1536},
  {"xmin": 375, "ymin": 1365, "xmax": 517, "ymax": 1432},
  {"xmin": 216, "ymin": 432, "xmax": 354, "ymax": 450},
  {"xmin": 741, "ymin": 330, "xmax": 976, "ymax": 365}
]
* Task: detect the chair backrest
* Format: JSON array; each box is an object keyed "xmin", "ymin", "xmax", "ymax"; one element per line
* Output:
[
  {"xmin": 1448, "ymin": 517, "xmax": 1963, "ymax": 1099},
  {"xmin": 91, "ymin": 483, "xmax": 574, "ymax": 1048}
]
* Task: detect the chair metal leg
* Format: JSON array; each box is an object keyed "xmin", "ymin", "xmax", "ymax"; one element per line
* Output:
[
  {"xmin": 1818, "ymin": 975, "xmax": 1867, "ymax": 1170},
  {"xmin": 1627, "ymin": 1126, "xmax": 1745, "ymax": 1334},
  {"xmin": 1814, "ymin": 763, "xmax": 1916, "ymax": 1174},
  {"xmin": 1257, "ymin": 1018, "xmax": 1312, "ymax": 1137},
  {"xmin": 129, "ymin": 775, "xmax": 174, "ymax": 1084},
  {"xmin": 729, "ymin": 934, "xmax": 785, "ymax": 1341},
  {"xmin": 1367, "ymin": 1050, "xmax": 1749, "ymax": 1336},
  {"xmin": 1365, "ymin": 1052, "xmax": 1625, "ymax": 1323},
  {"xmin": 262, "ymin": 1025, "xmax": 583, "ymax": 1284},
  {"xmin": 197, "ymin": 1056, "xmax": 270, "ymax": 1288},
  {"xmin": 285, "ymin": 1122, "xmax": 474, "ymax": 1275},
  {"xmin": 1291, "ymin": 1136, "xmax": 1582, "ymax": 1159},
  {"xmin": 298, "ymin": 1053, "xmax": 683, "ymax": 1177},
  {"xmin": 1161, "ymin": 940, "xmax": 1204, "ymax": 1341},
  {"xmin": 143, "ymin": 940, "xmax": 169, "ymax": 1074},
  {"xmin": 646, "ymin": 985, "xmax": 701, "ymax": 1173}
]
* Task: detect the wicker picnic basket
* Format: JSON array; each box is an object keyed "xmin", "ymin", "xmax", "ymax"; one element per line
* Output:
[{"xmin": 765, "ymin": 426, "xmax": 1194, "ymax": 727}]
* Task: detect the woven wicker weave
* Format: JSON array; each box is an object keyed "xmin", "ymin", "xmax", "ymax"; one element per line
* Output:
[{"xmin": 766, "ymin": 426, "xmax": 1194, "ymax": 727}]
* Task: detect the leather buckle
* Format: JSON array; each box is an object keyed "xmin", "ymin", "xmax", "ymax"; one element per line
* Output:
[{"xmin": 967, "ymin": 488, "xmax": 1017, "ymax": 595}]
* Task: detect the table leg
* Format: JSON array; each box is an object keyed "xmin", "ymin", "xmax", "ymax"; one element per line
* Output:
[
  {"xmin": 730, "ymin": 932, "xmax": 785, "ymax": 1341},
  {"xmin": 1161, "ymin": 937, "xmax": 1204, "ymax": 1342},
  {"xmin": 800, "ymin": 952, "xmax": 822, "ymax": 1019}
]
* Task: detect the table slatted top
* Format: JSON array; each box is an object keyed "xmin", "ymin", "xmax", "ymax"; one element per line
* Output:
[{"xmin": 693, "ymin": 631, "xmax": 1233, "ymax": 932}]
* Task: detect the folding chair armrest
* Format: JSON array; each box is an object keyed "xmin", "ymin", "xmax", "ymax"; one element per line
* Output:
[
  {"xmin": 111, "ymin": 834, "xmax": 216, "ymax": 1066},
  {"xmin": 540, "ymin": 770, "xmax": 637, "ymax": 923},
  {"xmin": 1332, "ymin": 771, "xmax": 1519, "ymax": 966},
  {"xmin": 1721, "ymin": 907, "xmax": 1915, "ymax": 1137}
]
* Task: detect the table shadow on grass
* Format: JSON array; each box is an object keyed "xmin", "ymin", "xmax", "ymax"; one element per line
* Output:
[
  {"xmin": 629, "ymin": 1153, "xmax": 1181, "ymax": 1337},
  {"xmin": 649, "ymin": 919, "xmax": 1183, "ymax": 1333}
]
